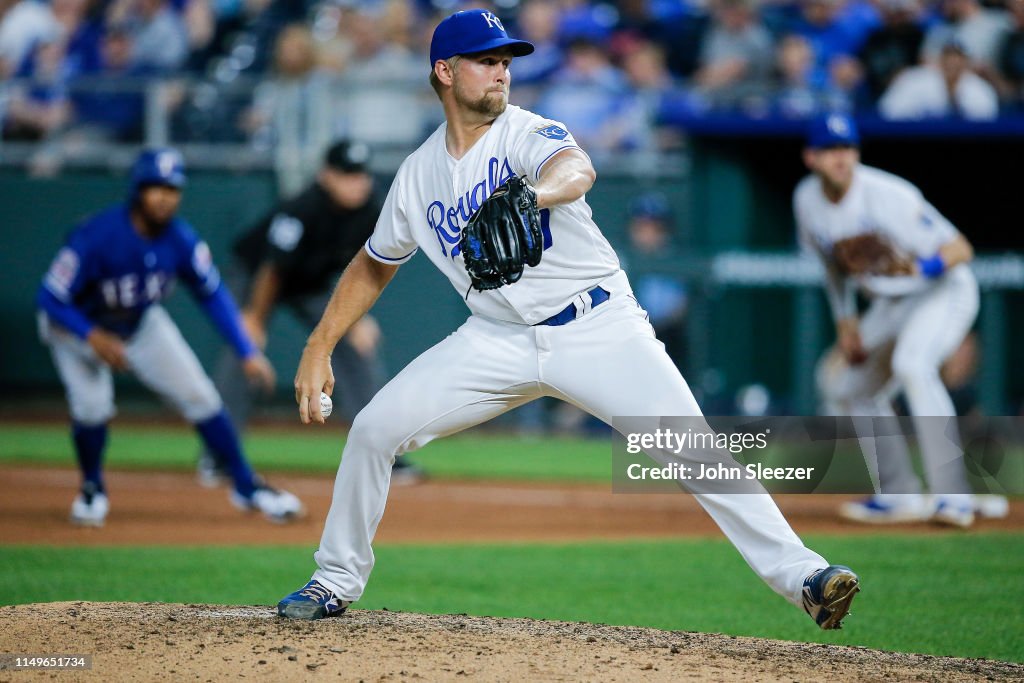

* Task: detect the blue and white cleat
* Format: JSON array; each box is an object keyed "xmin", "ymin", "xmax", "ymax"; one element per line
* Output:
[
  {"xmin": 277, "ymin": 580, "xmax": 350, "ymax": 620},
  {"xmin": 933, "ymin": 497, "xmax": 975, "ymax": 529},
  {"xmin": 802, "ymin": 565, "xmax": 860, "ymax": 630},
  {"xmin": 839, "ymin": 495, "xmax": 934, "ymax": 524}
]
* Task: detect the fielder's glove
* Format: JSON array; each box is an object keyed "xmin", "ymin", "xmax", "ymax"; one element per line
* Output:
[
  {"xmin": 460, "ymin": 175, "xmax": 544, "ymax": 291},
  {"xmin": 831, "ymin": 233, "xmax": 915, "ymax": 277}
]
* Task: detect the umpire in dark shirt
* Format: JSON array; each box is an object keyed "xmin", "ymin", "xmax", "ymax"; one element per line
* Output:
[
  {"xmin": 202, "ymin": 140, "xmax": 422, "ymax": 483},
  {"xmin": 234, "ymin": 141, "xmax": 379, "ymax": 315}
]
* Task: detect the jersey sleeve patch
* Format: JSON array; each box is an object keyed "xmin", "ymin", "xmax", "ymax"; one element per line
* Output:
[
  {"xmin": 192, "ymin": 241, "xmax": 221, "ymax": 294},
  {"xmin": 533, "ymin": 124, "xmax": 569, "ymax": 141},
  {"xmin": 268, "ymin": 213, "xmax": 304, "ymax": 252},
  {"xmin": 44, "ymin": 247, "xmax": 80, "ymax": 300}
]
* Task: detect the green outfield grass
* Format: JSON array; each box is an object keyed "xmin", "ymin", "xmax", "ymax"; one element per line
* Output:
[
  {"xmin": 0, "ymin": 422, "xmax": 612, "ymax": 480},
  {"xmin": 1, "ymin": 534, "xmax": 1022, "ymax": 663},
  {"xmin": 4, "ymin": 422, "xmax": 1020, "ymax": 492}
]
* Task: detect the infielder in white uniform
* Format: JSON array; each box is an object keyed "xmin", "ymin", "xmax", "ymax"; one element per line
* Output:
[
  {"xmin": 795, "ymin": 114, "xmax": 984, "ymax": 527},
  {"xmin": 277, "ymin": 9, "xmax": 860, "ymax": 628}
]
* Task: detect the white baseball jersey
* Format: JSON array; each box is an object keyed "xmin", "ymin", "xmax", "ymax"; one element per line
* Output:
[
  {"xmin": 364, "ymin": 104, "xmax": 621, "ymax": 325},
  {"xmin": 799, "ymin": 165, "xmax": 979, "ymax": 504},
  {"xmin": 794, "ymin": 164, "xmax": 958, "ymax": 307}
]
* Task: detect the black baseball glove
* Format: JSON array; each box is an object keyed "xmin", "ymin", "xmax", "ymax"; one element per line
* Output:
[{"xmin": 460, "ymin": 175, "xmax": 544, "ymax": 291}]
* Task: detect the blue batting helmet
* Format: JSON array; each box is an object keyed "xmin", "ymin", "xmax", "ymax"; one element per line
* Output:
[{"xmin": 130, "ymin": 148, "xmax": 186, "ymax": 195}]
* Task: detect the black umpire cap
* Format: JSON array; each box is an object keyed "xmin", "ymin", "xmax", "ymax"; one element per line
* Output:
[{"xmin": 324, "ymin": 140, "xmax": 372, "ymax": 174}]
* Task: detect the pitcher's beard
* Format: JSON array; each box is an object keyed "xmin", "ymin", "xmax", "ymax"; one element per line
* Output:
[{"xmin": 457, "ymin": 87, "xmax": 508, "ymax": 118}]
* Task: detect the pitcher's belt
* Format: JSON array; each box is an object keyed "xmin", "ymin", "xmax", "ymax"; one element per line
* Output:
[{"xmin": 535, "ymin": 286, "xmax": 610, "ymax": 327}]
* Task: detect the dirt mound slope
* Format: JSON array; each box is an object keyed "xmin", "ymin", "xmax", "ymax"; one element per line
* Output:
[{"xmin": 1, "ymin": 602, "xmax": 1020, "ymax": 682}]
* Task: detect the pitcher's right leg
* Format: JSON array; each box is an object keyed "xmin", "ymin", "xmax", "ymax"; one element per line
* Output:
[{"xmin": 283, "ymin": 316, "xmax": 541, "ymax": 616}]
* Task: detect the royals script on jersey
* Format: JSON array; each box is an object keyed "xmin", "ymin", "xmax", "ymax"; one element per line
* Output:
[{"xmin": 365, "ymin": 105, "xmax": 622, "ymax": 324}]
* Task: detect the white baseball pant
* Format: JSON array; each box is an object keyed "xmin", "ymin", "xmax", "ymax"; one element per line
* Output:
[
  {"xmin": 40, "ymin": 305, "xmax": 223, "ymax": 425},
  {"xmin": 817, "ymin": 264, "xmax": 980, "ymax": 497},
  {"xmin": 313, "ymin": 275, "xmax": 828, "ymax": 607}
]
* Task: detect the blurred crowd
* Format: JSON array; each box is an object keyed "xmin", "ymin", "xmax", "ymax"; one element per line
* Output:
[{"xmin": 3, "ymin": 0, "xmax": 1024, "ymax": 175}]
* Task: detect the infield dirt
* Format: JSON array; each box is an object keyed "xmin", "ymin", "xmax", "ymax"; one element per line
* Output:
[
  {"xmin": 4, "ymin": 465, "xmax": 1022, "ymax": 681},
  {"xmin": 3, "ymin": 602, "xmax": 1023, "ymax": 682},
  {"xmin": 1, "ymin": 465, "xmax": 1021, "ymax": 545}
]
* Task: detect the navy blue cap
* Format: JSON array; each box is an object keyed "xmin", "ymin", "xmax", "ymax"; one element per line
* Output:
[
  {"xmin": 131, "ymin": 148, "xmax": 186, "ymax": 195},
  {"xmin": 806, "ymin": 113, "xmax": 860, "ymax": 149},
  {"xmin": 630, "ymin": 192, "xmax": 671, "ymax": 221},
  {"xmin": 430, "ymin": 9, "xmax": 535, "ymax": 66}
]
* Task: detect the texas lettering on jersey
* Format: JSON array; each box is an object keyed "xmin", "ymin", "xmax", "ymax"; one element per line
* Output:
[
  {"xmin": 427, "ymin": 156, "xmax": 514, "ymax": 258},
  {"xmin": 98, "ymin": 272, "xmax": 172, "ymax": 309},
  {"xmin": 45, "ymin": 246, "xmax": 174, "ymax": 309}
]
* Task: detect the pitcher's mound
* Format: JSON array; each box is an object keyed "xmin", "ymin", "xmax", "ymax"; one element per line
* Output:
[{"xmin": 1, "ymin": 602, "xmax": 1019, "ymax": 681}]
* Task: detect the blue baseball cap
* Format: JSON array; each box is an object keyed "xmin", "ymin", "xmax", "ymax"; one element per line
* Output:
[
  {"xmin": 430, "ymin": 9, "xmax": 535, "ymax": 67},
  {"xmin": 630, "ymin": 192, "xmax": 671, "ymax": 221},
  {"xmin": 130, "ymin": 148, "xmax": 186, "ymax": 195},
  {"xmin": 806, "ymin": 113, "xmax": 860, "ymax": 149}
]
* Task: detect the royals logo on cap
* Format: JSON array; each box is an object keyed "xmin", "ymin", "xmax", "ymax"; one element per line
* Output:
[
  {"xmin": 429, "ymin": 8, "xmax": 535, "ymax": 66},
  {"xmin": 481, "ymin": 11, "xmax": 504, "ymax": 31},
  {"xmin": 806, "ymin": 113, "xmax": 860, "ymax": 149},
  {"xmin": 826, "ymin": 115, "xmax": 850, "ymax": 138}
]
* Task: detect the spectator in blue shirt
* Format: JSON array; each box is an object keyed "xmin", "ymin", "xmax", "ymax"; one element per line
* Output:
[
  {"xmin": 3, "ymin": 33, "xmax": 72, "ymax": 141},
  {"xmin": 69, "ymin": 24, "xmax": 152, "ymax": 142},
  {"xmin": 623, "ymin": 192, "xmax": 689, "ymax": 370},
  {"xmin": 534, "ymin": 36, "xmax": 631, "ymax": 155},
  {"xmin": 106, "ymin": 0, "xmax": 189, "ymax": 71},
  {"xmin": 511, "ymin": 0, "xmax": 564, "ymax": 89},
  {"xmin": 792, "ymin": 0, "xmax": 879, "ymax": 93},
  {"xmin": 772, "ymin": 33, "xmax": 853, "ymax": 117}
]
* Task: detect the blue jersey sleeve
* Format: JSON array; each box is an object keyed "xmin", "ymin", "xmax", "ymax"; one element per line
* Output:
[
  {"xmin": 37, "ymin": 286, "xmax": 95, "ymax": 338},
  {"xmin": 174, "ymin": 222, "xmax": 222, "ymax": 297},
  {"xmin": 199, "ymin": 282, "xmax": 258, "ymax": 359},
  {"xmin": 38, "ymin": 229, "xmax": 97, "ymax": 338},
  {"xmin": 174, "ymin": 222, "xmax": 256, "ymax": 359}
]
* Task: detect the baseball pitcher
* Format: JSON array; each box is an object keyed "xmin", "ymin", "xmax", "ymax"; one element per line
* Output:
[{"xmin": 277, "ymin": 10, "xmax": 860, "ymax": 629}]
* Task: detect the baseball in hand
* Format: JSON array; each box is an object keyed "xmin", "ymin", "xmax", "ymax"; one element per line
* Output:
[{"xmin": 319, "ymin": 392, "xmax": 333, "ymax": 418}]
